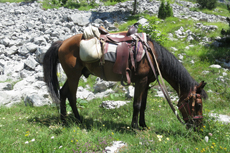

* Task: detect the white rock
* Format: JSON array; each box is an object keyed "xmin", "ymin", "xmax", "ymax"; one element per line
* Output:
[
  {"xmin": 186, "ymin": 35, "xmax": 194, "ymax": 42},
  {"xmin": 105, "ymin": 141, "xmax": 127, "ymax": 153},
  {"xmin": 209, "ymin": 64, "xmax": 221, "ymax": 69},
  {"xmin": 95, "ymin": 88, "xmax": 115, "ymax": 99},
  {"xmin": 178, "ymin": 54, "xmax": 183, "ymax": 60},
  {"xmin": 24, "ymin": 93, "xmax": 51, "ymax": 107},
  {"xmin": 77, "ymin": 87, "xmax": 95, "ymax": 101},
  {"xmin": 0, "ymin": 90, "xmax": 21, "ymax": 107},
  {"xmin": 202, "ymin": 70, "xmax": 209, "ymax": 74},
  {"xmin": 100, "ymin": 101, "xmax": 130, "ymax": 109},
  {"xmin": 0, "ymin": 82, "xmax": 12, "ymax": 91},
  {"xmin": 171, "ymin": 47, "xmax": 178, "ymax": 51},
  {"xmin": 209, "ymin": 113, "xmax": 230, "ymax": 124},
  {"xmin": 24, "ymin": 56, "xmax": 39, "ymax": 70},
  {"xmin": 94, "ymin": 78, "xmax": 116, "ymax": 92},
  {"xmin": 204, "ymin": 136, "xmax": 209, "ymax": 142},
  {"xmin": 138, "ymin": 18, "xmax": 148, "ymax": 26},
  {"xmin": 126, "ymin": 85, "xmax": 134, "ymax": 98},
  {"xmin": 36, "ymin": 46, "xmax": 49, "ymax": 64}
]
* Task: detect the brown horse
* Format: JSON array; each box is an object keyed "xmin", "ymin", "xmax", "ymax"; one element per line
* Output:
[{"xmin": 43, "ymin": 33, "xmax": 208, "ymax": 130}]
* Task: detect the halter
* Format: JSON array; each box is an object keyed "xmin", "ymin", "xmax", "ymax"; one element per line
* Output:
[{"xmin": 178, "ymin": 88, "xmax": 203, "ymax": 122}]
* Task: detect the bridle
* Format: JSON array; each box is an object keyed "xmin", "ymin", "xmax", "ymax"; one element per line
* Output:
[{"xmin": 178, "ymin": 87, "xmax": 203, "ymax": 122}]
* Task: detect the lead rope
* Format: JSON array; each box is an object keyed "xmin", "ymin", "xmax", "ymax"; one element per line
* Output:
[{"xmin": 134, "ymin": 34, "xmax": 185, "ymax": 124}]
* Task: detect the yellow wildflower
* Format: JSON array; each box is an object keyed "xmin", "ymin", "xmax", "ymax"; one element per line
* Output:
[
  {"xmin": 224, "ymin": 148, "xmax": 227, "ymax": 151},
  {"xmin": 211, "ymin": 146, "xmax": 214, "ymax": 149},
  {"xmin": 195, "ymin": 148, "xmax": 198, "ymax": 150},
  {"xmin": 112, "ymin": 132, "xmax": 114, "ymax": 135}
]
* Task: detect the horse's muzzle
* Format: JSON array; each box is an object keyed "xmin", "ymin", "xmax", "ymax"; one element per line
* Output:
[{"xmin": 186, "ymin": 118, "xmax": 203, "ymax": 131}]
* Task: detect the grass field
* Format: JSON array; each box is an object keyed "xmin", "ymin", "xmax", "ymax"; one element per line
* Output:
[{"xmin": 0, "ymin": 92, "xmax": 229, "ymax": 153}]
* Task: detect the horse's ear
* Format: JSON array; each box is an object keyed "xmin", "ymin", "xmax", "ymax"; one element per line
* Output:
[{"xmin": 197, "ymin": 81, "xmax": 206, "ymax": 92}]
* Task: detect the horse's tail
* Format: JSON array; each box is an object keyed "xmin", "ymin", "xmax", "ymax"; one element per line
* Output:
[{"xmin": 43, "ymin": 41, "xmax": 63, "ymax": 104}]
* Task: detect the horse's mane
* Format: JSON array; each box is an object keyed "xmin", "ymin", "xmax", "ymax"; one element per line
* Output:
[{"xmin": 148, "ymin": 38, "xmax": 208, "ymax": 99}]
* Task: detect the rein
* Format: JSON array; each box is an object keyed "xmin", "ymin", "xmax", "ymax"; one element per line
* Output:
[{"xmin": 135, "ymin": 34, "xmax": 186, "ymax": 124}]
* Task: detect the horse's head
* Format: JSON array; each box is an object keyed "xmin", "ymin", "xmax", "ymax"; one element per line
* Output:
[{"xmin": 178, "ymin": 81, "xmax": 207, "ymax": 130}]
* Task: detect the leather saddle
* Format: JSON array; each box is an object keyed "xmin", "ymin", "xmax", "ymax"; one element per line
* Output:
[{"xmin": 98, "ymin": 23, "xmax": 146, "ymax": 85}]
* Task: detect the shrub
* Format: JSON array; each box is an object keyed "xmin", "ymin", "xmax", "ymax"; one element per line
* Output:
[
  {"xmin": 138, "ymin": 16, "xmax": 168, "ymax": 45},
  {"xmin": 109, "ymin": 0, "xmax": 124, "ymax": 2},
  {"xmin": 221, "ymin": 17, "xmax": 230, "ymax": 36},
  {"xmin": 165, "ymin": 1, "xmax": 173, "ymax": 18},
  {"xmin": 196, "ymin": 0, "xmax": 217, "ymax": 10},
  {"xmin": 158, "ymin": 1, "xmax": 167, "ymax": 19},
  {"xmin": 227, "ymin": 4, "xmax": 230, "ymax": 12},
  {"xmin": 158, "ymin": 1, "xmax": 173, "ymax": 19},
  {"xmin": 220, "ymin": 17, "xmax": 230, "ymax": 46}
]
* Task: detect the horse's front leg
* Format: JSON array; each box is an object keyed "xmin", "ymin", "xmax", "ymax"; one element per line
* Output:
[
  {"xmin": 131, "ymin": 76, "xmax": 148, "ymax": 129},
  {"xmin": 139, "ymin": 86, "xmax": 149, "ymax": 128}
]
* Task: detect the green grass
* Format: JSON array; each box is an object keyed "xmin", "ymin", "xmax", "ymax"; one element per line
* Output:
[
  {"xmin": 0, "ymin": 90, "xmax": 229, "ymax": 152},
  {"xmin": 0, "ymin": 0, "xmax": 23, "ymax": 2},
  {"xmin": 183, "ymin": 0, "xmax": 230, "ymax": 17},
  {"xmin": 103, "ymin": 0, "xmax": 130, "ymax": 6}
]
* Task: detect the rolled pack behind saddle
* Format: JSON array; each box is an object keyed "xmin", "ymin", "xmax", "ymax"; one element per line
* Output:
[{"xmin": 79, "ymin": 23, "xmax": 147, "ymax": 85}]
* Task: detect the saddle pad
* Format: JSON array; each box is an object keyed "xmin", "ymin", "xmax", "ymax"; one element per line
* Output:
[
  {"xmin": 103, "ymin": 43, "xmax": 118, "ymax": 62},
  {"xmin": 80, "ymin": 37, "xmax": 102, "ymax": 63},
  {"xmin": 103, "ymin": 33, "xmax": 146, "ymax": 63}
]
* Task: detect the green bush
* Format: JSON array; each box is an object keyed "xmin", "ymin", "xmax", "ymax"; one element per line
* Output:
[
  {"xmin": 227, "ymin": 4, "xmax": 230, "ymax": 12},
  {"xmin": 158, "ymin": 1, "xmax": 173, "ymax": 19},
  {"xmin": 109, "ymin": 0, "xmax": 124, "ymax": 2},
  {"xmin": 138, "ymin": 16, "xmax": 168, "ymax": 45},
  {"xmin": 221, "ymin": 17, "xmax": 230, "ymax": 36},
  {"xmin": 196, "ymin": 0, "xmax": 217, "ymax": 10},
  {"xmin": 165, "ymin": 1, "xmax": 173, "ymax": 18}
]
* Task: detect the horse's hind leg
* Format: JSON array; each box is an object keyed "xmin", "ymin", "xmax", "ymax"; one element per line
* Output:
[
  {"xmin": 139, "ymin": 86, "xmax": 149, "ymax": 128},
  {"xmin": 59, "ymin": 80, "xmax": 69, "ymax": 123},
  {"xmin": 67, "ymin": 74, "xmax": 82, "ymax": 123},
  {"xmin": 131, "ymin": 76, "xmax": 148, "ymax": 129}
]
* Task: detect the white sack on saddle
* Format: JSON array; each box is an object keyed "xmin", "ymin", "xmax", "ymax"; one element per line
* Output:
[
  {"xmin": 83, "ymin": 24, "xmax": 100, "ymax": 39},
  {"xmin": 80, "ymin": 37, "xmax": 102, "ymax": 63}
]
